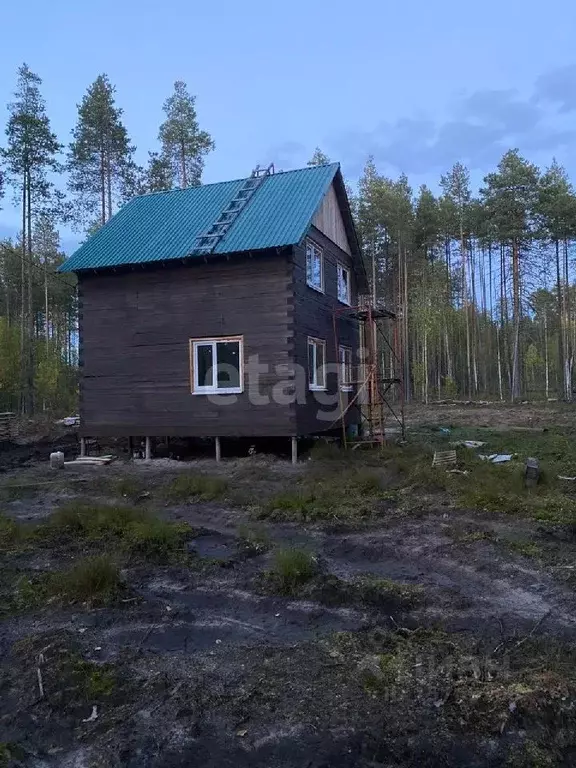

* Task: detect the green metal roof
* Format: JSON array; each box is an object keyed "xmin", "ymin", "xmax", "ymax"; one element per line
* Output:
[{"xmin": 59, "ymin": 163, "xmax": 342, "ymax": 272}]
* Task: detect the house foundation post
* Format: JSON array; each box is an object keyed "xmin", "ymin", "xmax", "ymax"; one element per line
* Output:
[
  {"xmin": 215, "ymin": 437, "xmax": 221, "ymax": 463},
  {"xmin": 145, "ymin": 436, "xmax": 152, "ymax": 461},
  {"xmin": 291, "ymin": 436, "xmax": 298, "ymax": 466},
  {"xmin": 80, "ymin": 437, "xmax": 86, "ymax": 457}
]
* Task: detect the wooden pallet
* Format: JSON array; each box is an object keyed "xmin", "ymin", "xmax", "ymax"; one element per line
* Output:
[{"xmin": 432, "ymin": 450, "xmax": 457, "ymax": 467}]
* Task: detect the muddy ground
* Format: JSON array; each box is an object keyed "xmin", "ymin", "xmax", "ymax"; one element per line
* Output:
[{"xmin": 2, "ymin": 409, "xmax": 576, "ymax": 766}]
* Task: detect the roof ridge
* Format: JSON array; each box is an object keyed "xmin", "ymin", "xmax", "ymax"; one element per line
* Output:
[
  {"xmin": 134, "ymin": 162, "xmax": 340, "ymax": 202},
  {"xmin": 58, "ymin": 162, "xmax": 344, "ymax": 272}
]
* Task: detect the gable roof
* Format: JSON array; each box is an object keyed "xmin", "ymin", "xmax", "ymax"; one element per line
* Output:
[{"xmin": 59, "ymin": 163, "xmax": 361, "ymax": 273}]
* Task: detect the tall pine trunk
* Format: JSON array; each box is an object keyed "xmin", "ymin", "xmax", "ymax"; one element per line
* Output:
[
  {"xmin": 180, "ymin": 141, "xmax": 187, "ymax": 188},
  {"xmin": 461, "ymin": 222, "xmax": 471, "ymax": 398},
  {"xmin": 555, "ymin": 239, "xmax": 565, "ymax": 398},
  {"xmin": 510, "ymin": 240, "xmax": 521, "ymax": 400},
  {"xmin": 26, "ymin": 168, "xmax": 34, "ymax": 414},
  {"xmin": 20, "ymin": 177, "xmax": 27, "ymax": 414},
  {"xmin": 100, "ymin": 146, "xmax": 107, "ymax": 225},
  {"xmin": 563, "ymin": 237, "xmax": 572, "ymax": 400}
]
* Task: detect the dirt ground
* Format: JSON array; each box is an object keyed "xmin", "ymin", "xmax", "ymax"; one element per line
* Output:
[
  {"xmin": 2, "ymin": 408, "xmax": 576, "ymax": 767},
  {"xmin": 406, "ymin": 400, "xmax": 576, "ymax": 429}
]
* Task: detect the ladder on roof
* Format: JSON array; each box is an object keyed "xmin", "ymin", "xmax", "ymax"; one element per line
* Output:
[{"xmin": 192, "ymin": 163, "xmax": 275, "ymax": 255}]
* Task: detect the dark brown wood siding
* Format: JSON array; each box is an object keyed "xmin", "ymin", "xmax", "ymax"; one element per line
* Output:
[
  {"xmin": 292, "ymin": 225, "xmax": 361, "ymax": 435},
  {"xmin": 78, "ymin": 252, "xmax": 295, "ymax": 437}
]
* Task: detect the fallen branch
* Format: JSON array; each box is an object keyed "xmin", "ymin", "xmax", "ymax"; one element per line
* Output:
[
  {"xmin": 37, "ymin": 652, "xmax": 45, "ymax": 698},
  {"xmin": 514, "ymin": 610, "xmax": 551, "ymax": 650}
]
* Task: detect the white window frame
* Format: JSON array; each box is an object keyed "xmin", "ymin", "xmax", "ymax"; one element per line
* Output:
[
  {"xmin": 189, "ymin": 336, "xmax": 244, "ymax": 395},
  {"xmin": 306, "ymin": 239, "xmax": 324, "ymax": 293},
  {"xmin": 339, "ymin": 346, "xmax": 353, "ymax": 391},
  {"xmin": 337, "ymin": 263, "xmax": 351, "ymax": 305},
  {"xmin": 308, "ymin": 337, "xmax": 326, "ymax": 391}
]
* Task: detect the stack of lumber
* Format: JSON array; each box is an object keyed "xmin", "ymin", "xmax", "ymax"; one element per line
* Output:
[{"xmin": 64, "ymin": 455, "xmax": 117, "ymax": 467}]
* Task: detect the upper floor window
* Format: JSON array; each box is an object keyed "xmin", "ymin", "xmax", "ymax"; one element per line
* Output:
[
  {"xmin": 306, "ymin": 240, "xmax": 324, "ymax": 292},
  {"xmin": 190, "ymin": 336, "xmax": 243, "ymax": 394},
  {"xmin": 337, "ymin": 264, "xmax": 351, "ymax": 305}
]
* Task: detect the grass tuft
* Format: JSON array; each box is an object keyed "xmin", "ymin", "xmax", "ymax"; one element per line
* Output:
[
  {"xmin": 0, "ymin": 514, "xmax": 28, "ymax": 551},
  {"xmin": 164, "ymin": 473, "xmax": 228, "ymax": 502},
  {"xmin": 353, "ymin": 575, "xmax": 424, "ymax": 609},
  {"xmin": 237, "ymin": 522, "xmax": 271, "ymax": 553},
  {"xmin": 49, "ymin": 502, "xmax": 147, "ymax": 538},
  {"xmin": 48, "ymin": 556, "xmax": 124, "ymax": 604},
  {"xmin": 265, "ymin": 547, "xmax": 318, "ymax": 595},
  {"xmin": 45, "ymin": 502, "xmax": 192, "ymax": 562},
  {"xmin": 121, "ymin": 519, "xmax": 191, "ymax": 561},
  {"xmin": 259, "ymin": 467, "xmax": 396, "ymax": 523}
]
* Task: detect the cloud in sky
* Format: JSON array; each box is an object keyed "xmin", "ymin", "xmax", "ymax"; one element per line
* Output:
[
  {"xmin": 264, "ymin": 141, "xmax": 307, "ymax": 171},
  {"xmin": 327, "ymin": 65, "xmax": 576, "ymax": 179},
  {"xmin": 534, "ymin": 65, "xmax": 576, "ymax": 113}
]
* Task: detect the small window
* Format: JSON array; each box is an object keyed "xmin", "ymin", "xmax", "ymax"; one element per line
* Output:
[
  {"xmin": 337, "ymin": 264, "xmax": 351, "ymax": 305},
  {"xmin": 190, "ymin": 336, "xmax": 243, "ymax": 394},
  {"xmin": 339, "ymin": 346, "xmax": 353, "ymax": 390},
  {"xmin": 308, "ymin": 337, "xmax": 326, "ymax": 390},
  {"xmin": 306, "ymin": 240, "xmax": 324, "ymax": 292}
]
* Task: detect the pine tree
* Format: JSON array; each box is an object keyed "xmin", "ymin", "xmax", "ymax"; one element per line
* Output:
[
  {"xmin": 308, "ymin": 148, "xmax": 331, "ymax": 166},
  {"xmin": 68, "ymin": 74, "xmax": 135, "ymax": 229},
  {"xmin": 414, "ymin": 185, "xmax": 440, "ymax": 262},
  {"xmin": 158, "ymin": 81, "xmax": 214, "ymax": 188},
  {"xmin": 145, "ymin": 152, "xmax": 173, "ymax": 192},
  {"xmin": 441, "ymin": 163, "xmax": 472, "ymax": 397},
  {"xmin": 536, "ymin": 160, "xmax": 576, "ymax": 399},
  {"xmin": 33, "ymin": 213, "xmax": 60, "ymax": 350},
  {"xmin": 481, "ymin": 150, "xmax": 540, "ymax": 400},
  {"xmin": 1, "ymin": 63, "xmax": 61, "ymax": 413}
]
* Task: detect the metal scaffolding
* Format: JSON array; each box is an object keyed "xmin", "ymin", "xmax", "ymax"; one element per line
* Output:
[{"xmin": 332, "ymin": 295, "xmax": 405, "ymax": 447}]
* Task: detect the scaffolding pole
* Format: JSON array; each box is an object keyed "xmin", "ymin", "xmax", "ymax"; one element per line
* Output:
[{"xmin": 332, "ymin": 296, "xmax": 405, "ymax": 448}]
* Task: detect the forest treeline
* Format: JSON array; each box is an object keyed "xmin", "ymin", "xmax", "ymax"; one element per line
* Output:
[{"xmin": 1, "ymin": 64, "xmax": 576, "ymax": 414}]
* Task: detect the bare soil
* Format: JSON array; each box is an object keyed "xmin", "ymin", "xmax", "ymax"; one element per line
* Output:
[
  {"xmin": 2, "ymin": 417, "xmax": 576, "ymax": 766},
  {"xmin": 406, "ymin": 400, "xmax": 576, "ymax": 429}
]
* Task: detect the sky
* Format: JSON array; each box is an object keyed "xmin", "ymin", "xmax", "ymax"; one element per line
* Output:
[{"xmin": 2, "ymin": 0, "xmax": 576, "ymax": 252}]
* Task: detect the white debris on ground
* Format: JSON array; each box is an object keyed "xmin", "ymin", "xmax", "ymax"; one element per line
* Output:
[
  {"xmin": 55, "ymin": 416, "xmax": 80, "ymax": 427},
  {"xmin": 479, "ymin": 454, "xmax": 514, "ymax": 464}
]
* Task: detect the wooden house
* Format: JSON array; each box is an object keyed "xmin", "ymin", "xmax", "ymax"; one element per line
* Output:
[{"xmin": 60, "ymin": 162, "xmax": 367, "ymax": 460}]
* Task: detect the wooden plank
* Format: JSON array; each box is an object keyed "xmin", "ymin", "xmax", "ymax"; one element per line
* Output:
[
  {"xmin": 79, "ymin": 253, "xmax": 295, "ymax": 438},
  {"xmin": 312, "ymin": 183, "xmax": 352, "ymax": 255},
  {"xmin": 291, "ymin": 232, "xmax": 360, "ymax": 435},
  {"xmin": 432, "ymin": 450, "xmax": 457, "ymax": 467}
]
